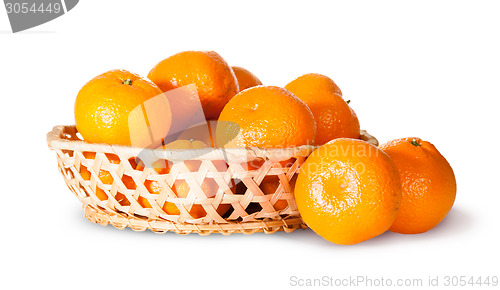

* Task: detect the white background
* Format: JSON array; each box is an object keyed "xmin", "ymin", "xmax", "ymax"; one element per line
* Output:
[{"xmin": 1, "ymin": 1, "xmax": 499, "ymax": 289}]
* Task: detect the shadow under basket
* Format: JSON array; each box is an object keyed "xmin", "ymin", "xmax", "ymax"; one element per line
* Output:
[{"xmin": 47, "ymin": 125, "xmax": 378, "ymax": 235}]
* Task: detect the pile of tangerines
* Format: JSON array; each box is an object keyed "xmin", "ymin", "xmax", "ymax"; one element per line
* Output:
[{"xmin": 74, "ymin": 50, "xmax": 456, "ymax": 245}]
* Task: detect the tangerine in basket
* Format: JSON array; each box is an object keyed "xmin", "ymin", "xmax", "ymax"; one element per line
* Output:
[
  {"xmin": 232, "ymin": 66, "xmax": 262, "ymax": 92},
  {"xmin": 148, "ymin": 51, "xmax": 239, "ymax": 120},
  {"xmin": 260, "ymin": 175, "xmax": 297, "ymax": 210},
  {"xmin": 80, "ymin": 152, "xmax": 136, "ymax": 205},
  {"xmin": 216, "ymin": 86, "xmax": 316, "ymax": 148},
  {"xmin": 136, "ymin": 140, "xmax": 231, "ymax": 218},
  {"xmin": 294, "ymin": 138, "xmax": 402, "ymax": 245},
  {"xmin": 75, "ymin": 69, "xmax": 171, "ymax": 147},
  {"xmin": 235, "ymin": 176, "xmax": 296, "ymax": 211},
  {"xmin": 380, "ymin": 138, "xmax": 457, "ymax": 234},
  {"xmin": 285, "ymin": 73, "xmax": 360, "ymax": 145},
  {"xmin": 176, "ymin": 120, "xmax": 218, "ymax": 147}
]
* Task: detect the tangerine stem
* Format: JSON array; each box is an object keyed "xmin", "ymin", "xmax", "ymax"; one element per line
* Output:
[
  {"xmin": 123, "ymin": 79, "xmax": 132, "ymax": 85},
  {"xmin": 411, "ymin": 138, "xmax": 421, "ymax": 146}
]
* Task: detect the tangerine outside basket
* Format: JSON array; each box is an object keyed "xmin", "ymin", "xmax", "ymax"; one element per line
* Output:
[{"xmin": 47, "ymin": 125, "xmax": 378, "ymax": 235}]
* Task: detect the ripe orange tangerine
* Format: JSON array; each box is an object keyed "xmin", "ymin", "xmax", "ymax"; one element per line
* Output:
[{"xmin": 294, "ymin": 138, "xmax": 402, "ymax": 245}]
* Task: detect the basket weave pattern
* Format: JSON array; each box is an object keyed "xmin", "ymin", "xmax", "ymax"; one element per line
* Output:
[{"xmin": 47, "ymin": 125, "xmax": 378, "ymax": 235}]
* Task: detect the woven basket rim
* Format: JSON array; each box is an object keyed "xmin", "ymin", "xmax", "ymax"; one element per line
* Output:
[{"xmin": 47, "ymin": 125, "xmax": 377, "ymax": 162}]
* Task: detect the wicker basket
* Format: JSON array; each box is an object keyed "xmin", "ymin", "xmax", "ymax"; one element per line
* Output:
[{"xmin": 47, "ymin": 125, "xmax": 378, "ymax": 235}]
